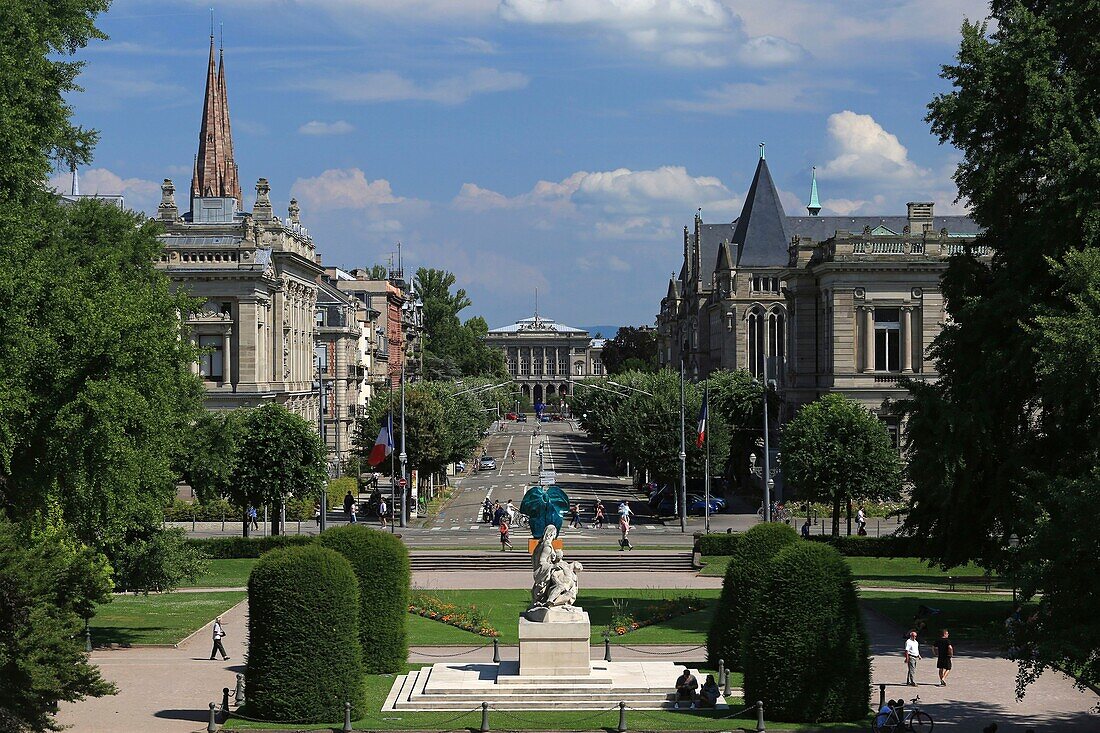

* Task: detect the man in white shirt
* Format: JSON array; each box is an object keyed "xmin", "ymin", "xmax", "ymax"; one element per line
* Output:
[
  {"xmin": 618, "ymin": 501, "xmax": 633, "ymax": 519},
  {"xmin": 904, "ymin": 630, "xmax": 922, "ymax": 685},
  {"xmin": 210, "ymin": 617, "xmax": 230, "ymax": 661}
]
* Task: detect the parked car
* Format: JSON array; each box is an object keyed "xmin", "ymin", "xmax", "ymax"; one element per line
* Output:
[
  {"xmin": 455, "ymin": 461, "xmax": 467, "ymax": 473},
  {"xmin": 656, "ymin": 492, "xmax": 726, "ymax": 516},
  {"xmin": 516, "ymin": 414, "xmax": 528, "ymax": 422},
  {"xmin": 539, "ymin": 414, "xmax": 551, "ymax": 423},
  {"xmin": 479, "ymin": 456, "xmax": 497, "ymax": 471},
  {"xmin": 505, "ymin": 412, "xmax": 518, "ymax": 420}
]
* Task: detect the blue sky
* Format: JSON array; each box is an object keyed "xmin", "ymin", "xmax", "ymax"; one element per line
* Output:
[{"xmin": 59, "ymin": 0, "xmax": 990, "ymax": 328}]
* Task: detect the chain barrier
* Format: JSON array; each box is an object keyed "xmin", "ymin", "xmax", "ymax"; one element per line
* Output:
[
  {"xmin": 487, "ymin": 703, "xmax": 617, "ymax": 728},
  {"xmin": 408, "ymin": 643, "xmax": 494, "ymax": 658},
  {"xmin": 226, "ymin": 704, "xmax": 481, "ymax": 730},
  {"xmin": 720, "ymin": 702, "xmax": 758, "ymax": 719},
  {"xmin": 615, "ymin": 643, "xmax": 706, "ymax": 655}
]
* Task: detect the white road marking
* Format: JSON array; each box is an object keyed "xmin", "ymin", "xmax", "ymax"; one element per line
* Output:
[{"xmin": 498, "ymin": 436, "xmax": 513, "ymax": 476}]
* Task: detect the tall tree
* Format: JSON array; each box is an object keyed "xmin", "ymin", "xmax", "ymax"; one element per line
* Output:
[
  {"xmin": 599, "ymin": 326, "xmax": 657, "ymax": 374},
  {"xmin": 413, "ymin": 267, "xmax": 504, "ymax": 379},
  {"xmin": 227, "ymin": 405, "xmax": 326, "ymax": 536},
  {"xmin": 902, "ymin": 3, "xmax": 1100, "ymax": 691},
  {"xmin": 782, "ymin": 394, "xmax": 900, "ymax": 536}
]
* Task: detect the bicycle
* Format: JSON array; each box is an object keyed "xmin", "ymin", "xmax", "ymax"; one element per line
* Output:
[{"xmin": 872, "ymin": 696, "xmax": 933, "ymax": 733}]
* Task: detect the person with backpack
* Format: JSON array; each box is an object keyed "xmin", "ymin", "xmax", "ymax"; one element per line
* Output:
[{"xmin": 499, "ymin": 517, "xmax": 513, "ymax": 551}]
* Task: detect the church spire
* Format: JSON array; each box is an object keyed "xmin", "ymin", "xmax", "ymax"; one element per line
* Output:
[
  {"xmin": 191, "ymin": 25, "xmax": 242, "ymax": 207},
  {"xmin": 807, "ymin": 166, "xmax": 821, "ymax": 216}
]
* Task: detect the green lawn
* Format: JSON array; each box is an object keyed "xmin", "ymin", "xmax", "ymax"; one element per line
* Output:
[
  {"xmin": 701, "ymin": 555, "xmax": 1001, "ymax": 590},
  {"xmin": 860, "ymin": 591, "xmax": 1026, "ymax": 644},
  {"xmin": 407, "ymin": 588, "xmax": 721, "ymax": 646},
  {"xmin": 224, "ymin": 665, "xmax": 855, "ymax": 731},
  {"xmin": 188, "ymin": 558, "xmax": 256, "ymax": 588},
  {"xmin": 90, "ymin": 591, "xmax": 246, "ymax": 646}
]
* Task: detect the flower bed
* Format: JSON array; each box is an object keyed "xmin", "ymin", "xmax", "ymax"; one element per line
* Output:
[
  {"xmin": 607, "ymin": 594, "xmax": 706, "ymax": 636},
  {"xmin": 408, "ymin": 592, "xmax": 500, "ymax": 637}
]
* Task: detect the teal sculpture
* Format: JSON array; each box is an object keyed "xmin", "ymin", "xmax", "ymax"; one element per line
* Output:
[{"xmin": 519, "ymin": 485, "xmax": 570, "ymax": 539}]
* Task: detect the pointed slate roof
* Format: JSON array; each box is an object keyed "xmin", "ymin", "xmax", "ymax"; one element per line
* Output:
[
  {"xmin": 732, "ymin": 157, "xmax": 790, "ymax": 267},
  {"xmin": 191, "ymin": 34, "xmax": 242, "ymax": 206}
]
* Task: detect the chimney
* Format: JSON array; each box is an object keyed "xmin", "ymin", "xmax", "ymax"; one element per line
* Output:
[{"xmin": 907, "ymin": 202, "xmax": 934, "ymax": 234}]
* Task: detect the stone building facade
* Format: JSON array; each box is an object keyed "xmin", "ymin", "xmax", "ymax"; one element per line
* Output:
[
  {"xmin": 153, "ymin": 35, "xmax": 322, "ymax": 421},
  {"xmin": 656, "ymin": 149, "xmax": 984, "ymax": 421},
  {"xmin": 485, "ymin": 315, "xmax": 605, "ymax": 407}
]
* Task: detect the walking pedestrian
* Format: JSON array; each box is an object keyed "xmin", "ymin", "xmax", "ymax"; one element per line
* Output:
[
  {"xmin": 499, "ymin": 518, "xmax": 513, "ymax": 551},
  {"xmin": 594, "ymin": 501, "xmax": 605, "ymax": 529},
  {"xmin": 482, "ymin": 497, "xmax": 493, "ymax": 523},
  {"xmin": 210, "ymin": 617, "xmax": 230, "ymax": 661},
  {"xmin": 904, "ymin": 630, "xmax": 922, "ymax": 686},
  {"xmin": 617, "ymin": 500, "xmax": 633, "ymax": 521},
  {"xmin": 618, "ymin": 514, "xmax": 633, "ymax": 551},
  {"xmin": 247, "ymin": 506, "xmax": 259, "ymax": 531},
  {"xmin": 349, "ymin": 503, "xmax": 357, "ymax": 524},
  {"xmin": 378, "ymin": 498, "xmax": 388, "ymax": 529},
  {"xmin": 801, "ymin": 518, "xmax": 810, "ymax": 538},
  {"xmin": 343, "ymin": 491, "xmax": 354, "ymax": 519},
  {"xmin": 569, "ymin": 503, "xmax": 581, "ymax": 529},
  {"xmin": 313, "ymin": 503, "xmax": 322, "ymax": 527},
  {"xmin": 935, "ymin": 629, "xmax": 954, "ymax": 686},
  {"xmin": 857, "ymin": 505, "xmax": 867, "ymax": 536}
]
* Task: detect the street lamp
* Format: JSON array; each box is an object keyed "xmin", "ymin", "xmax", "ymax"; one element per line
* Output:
[{"xmin": 1008, "ymin": 533, "xmax": 1020, "ymax": 603}]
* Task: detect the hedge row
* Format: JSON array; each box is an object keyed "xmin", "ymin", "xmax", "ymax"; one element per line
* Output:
[
  {"xmin": 165, "ymin": 497, "xmax": 317, "ymax": 522},
  {"xmin": 696, "ymin": 532, "xmax": 924, "ymax": 558},
  {"xmin": 186, "ymin": 535, "xmax": 315, "ymax": 559}
]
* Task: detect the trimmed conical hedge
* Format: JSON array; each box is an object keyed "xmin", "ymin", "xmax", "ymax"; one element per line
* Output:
[
  {"xmin": 318, "ymin": 524, "xmax": 410, "ymax": 673},
  {"xmin": 743, "ymin": 541, "xmax": 869, "ymax": 722},
  {"xmin": 707, "ymin": 522, "xmax": 798, "ymax": 669},
  {"xmin": 246, "ymin": 545, "xmax": 365, "ymax": 722}
]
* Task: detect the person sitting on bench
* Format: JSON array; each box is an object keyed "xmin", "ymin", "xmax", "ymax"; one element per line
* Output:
[{"xmin": 673, "ymin": 668, "xmax": 698, "ymax": 709}]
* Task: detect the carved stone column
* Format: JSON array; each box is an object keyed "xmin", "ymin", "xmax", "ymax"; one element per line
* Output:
[
  {"xmin": 863, "ymin": 306, "xmax": 876, "ymax": 373},
  {"xmin": 901, "ymin": 306, "xmax": 914, "ymax": 373},
  {"xmin": 222, "ymin": 329, "xmax": 232, "ymax": 387}
]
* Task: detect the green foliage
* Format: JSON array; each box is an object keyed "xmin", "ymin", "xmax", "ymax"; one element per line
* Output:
[
  {"xmin": 707, "ymin": 522, "xmax": 797, "ymax": 669},
  {"xmin": 408, "ymin": 592, "xmax": 499, "ymax": 637},
  {"xmin": 904, "ymin": 4, "xmax": 1100, "ymax": 692},
  {"xmin": 743, "ymin": 542, "xmax": 869, "ymax": 722},
  {"xmin": 0, "ymin": 516, "xmax": 115, "ymax": 732},
  {"xmin": 186, "ymin": 535, "xmax": 315, "ymax": 559},
  {"xmin": 327, "ymin": 477, "xmax": 358, "ymax": 510},
  {"xmin": 600, "ymin": 326, "xmax": 658, "ymax": 374},
  {"xmin": 782, "ymin": 394, "xmax": 901, "ymax": 536},
  {"xmin": 695, "ymin": 533, "xmax": 742, "ymax": 557},
  {"xmin": 319, "ymin": 525, "xmax": 410, "ymax": 672},
  {"xmin": 246, "ymin": 546, "xmax": 365, "ymax": 722},
  {"xmin": 104, "ymin": 526, "xmax": 207, "ymax": 593},
  {"xmin": 414, "ymin": 267, "xmax": 505, "ymax": 379},
  {"xmin": 176, "ymin": 410, "xmax": 244, "ymax": 503},
  {"xmin": 708, "ymin": 370, "xmax": 765, "ymax": 491},
  {"xmin": 695, "ymin": 532, "xmax": 925, "ymax": 558},
  {"xmin": 224, "ymin": 404, "xmax": 326, "ymax": 516},
  {"xmin": 0, "ymin": 0, "xmax": 106, "ymax": 205}
]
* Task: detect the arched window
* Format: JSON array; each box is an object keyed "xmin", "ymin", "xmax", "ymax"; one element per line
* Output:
[
  {"xmin": 769, "ymin": 309, "xmax": 786, "ymax": 382},
  {"xmin": 747, "ymin": 307, "xmax": 765, "ymax": 378}
]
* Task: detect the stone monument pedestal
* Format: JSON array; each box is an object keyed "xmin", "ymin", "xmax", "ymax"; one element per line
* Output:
[{"xmin": 518, "ymin": 608, "xmax": 591, "ymax": 676}]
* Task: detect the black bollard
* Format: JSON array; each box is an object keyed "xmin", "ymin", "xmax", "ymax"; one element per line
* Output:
[
  {"xmin": 718, "ymin": 659, "xmax": 725, "ymax": 687},
  {"xmin": 235, "ymin": 674, "xmax": 245, "ymax": 706},
  {"xmin": 343, "ymin": 701, "xmax": 352, "ymax": 732},
  {"xmin": 207, "ymin": 702, "xmax": 217, "ymax": 733},
  {"xmin": 221, "ymin": 687, "xmax": 230, "ymax": 714},
  {"xmin": 480, "ymin": 701, "xmax": 489, "ymax": 733},
  {"xmin": 85, "ymin": 627, "xmax": 92, "ymax": 653},
  {"xmin": 493, "ymin": 638, "xmax": 500, "ymax": 663},
  {"xmin": 756, "ymin": 700, "xmax": 765, "ymax": 732},
  {"xmin": 879, "ymin": 684, "xmax": 886, "ymax": 709},
  {"xmin": 617, "ymin": 701, "xmax": 627, "ymax": 733},
  {"xmin": 604, "ymin": 636, "xmax": 612, "ymax": 662},
  {"xmin": 723, "ymin": 667, "xmax": 732, "ymax": 698}
]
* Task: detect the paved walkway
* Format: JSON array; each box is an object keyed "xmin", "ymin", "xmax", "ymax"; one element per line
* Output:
[{"xmin": 865, "ymin": 605, "xmax": 1097, "ymax": 730}]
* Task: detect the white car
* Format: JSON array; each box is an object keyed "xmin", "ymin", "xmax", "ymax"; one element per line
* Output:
[{"xmin": 479, "ymin": 456, "xmax": 497, "ymax": 471}]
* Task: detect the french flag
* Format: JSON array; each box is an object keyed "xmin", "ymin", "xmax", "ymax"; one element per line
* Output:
[
  {"xmin": 368, "ymin": 412, "xmax": 394, "ymax": 467},
  {"xmin": 696, "ymin": 392, "xmax": 708, "ymax": 449}
]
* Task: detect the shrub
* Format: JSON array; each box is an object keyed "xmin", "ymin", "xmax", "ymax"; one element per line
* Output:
[
  {"xmin": 107, "ymin": 526, "xmax": 207, "ymax": 592},
  {"xmin": 186, "ymin": 535, "xmax": 315, "ymax": 559},
  {"xmin": 707, "ymin": 523, "xmax": 797, "ymax": 669},
  {"xmin": 327, "ymin": 476, "xmax": 358, "ymax": 510},
  {"xmin": 246, "ymin": 545, "xmax": 365, "ymax": 722},
  {"xmin": 805, "ymin": 534, "xmax": 926, "ymax": 557},
  {"xmin": 743, "ymin": 542, "xmax": 869, "ymax": 722},
  {"xmin": 318, "ymin": 525, "xmax": 409, "ymax": 673},
  {"xmin": 164, "ymin": 498, "xmax": 237, "ymax": 522},
  {"xmin": 696, "ymin": 532, "xmax": 742, "ymax": 556}
]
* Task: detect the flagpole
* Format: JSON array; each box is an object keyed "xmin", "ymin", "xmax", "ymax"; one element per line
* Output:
[{"xmin": 704, "ymin": 380, "xmax": 711, "ymax": 534}]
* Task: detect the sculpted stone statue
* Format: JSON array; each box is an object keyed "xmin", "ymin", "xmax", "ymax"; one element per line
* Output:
[{"xmin": 528, "ymin": 524, "xmax": 583, "ymax": 614}]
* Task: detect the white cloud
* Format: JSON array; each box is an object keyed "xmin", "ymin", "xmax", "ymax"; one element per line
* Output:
[
  {"xmin": 49, "ymin": 167, "xmax": 161, "ymax": 214},
  {"xmin": 302, "ymin": 68, "xmax": 528, "ymax": 105},
  {"xmin": 455, "ymin": 36, "xmax": 499, "ymax": 54},
  {"xmin": 298, "ymin": 120, "xmax": 355, "ymax": 135},
  {"xmin": 817, "ymin": 110, "xmax": 930, "ymax": 184},
  {"xmin": 499, "ymin": 0, "xmax": 739, "ymax": 66},
  {"xmin": 667, "ymin": 79, "xmax": 819, "ymax": 113},
  {"xmin": 291, "ymin": 168, "xmax": 407, "ymax": 211},
  {"xmin": 736, "ymin": 35, "xmax": 806, "ymax": 67}
]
